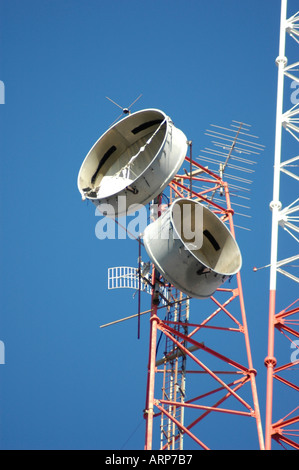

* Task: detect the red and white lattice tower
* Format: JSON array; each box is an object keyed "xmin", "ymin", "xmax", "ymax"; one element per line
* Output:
[
  {"xmin": 143, "ymin": 129, "xmax": 265, "ymax": 450},
  {"xmin": 265, "ymin": 0, "xmax": 299, "ymax": 450},
  {"xmin": 78, "ymin": 101, "xmax": 267, "ymax": 449}
]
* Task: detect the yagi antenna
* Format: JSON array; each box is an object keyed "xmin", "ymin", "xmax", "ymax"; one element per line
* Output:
[
  {"xmin": 185, "ymin": 120, "xmax": 265, "ymax": 230},
  {"xmin": 106, "ymin": 93, "xmax": 143, "ymax": 126}
]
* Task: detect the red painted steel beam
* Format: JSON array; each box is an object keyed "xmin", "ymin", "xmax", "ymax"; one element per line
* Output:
[
  {"xmin": 275, "ymin": 322, "xmax": 299, "ymax": 339},
  {"xmin": 161, "ymin": 322, "xmax": 250, "ymax": 375},
  {"xmin": 159, "ymin": 324, "xmax": 253, "ymax": 412},
  {"xmin": 159, "ymin": 399, "xmax": 253, "ymax": 418},
  {"xmin": 272, "ymin": 433, "xmax": 299, "ymax": 450},
  {"xmin": 178, "ymin": 378, "xmax": 251, "ymax": 442},
  {"xmin": 274, "ymin": 360, "xmax": 299, "ymax": 373},
  {"xmin": 144, "ymin": 299, "xmax": 159, "ymax": 450},
  {"xmin": 275, "ymin": 304, "xmax": 299, "ymax": 321},
  {"xmin": 173, "ymin": 179, "xmax": 227, "ymax": 213},
  {"xmin": 154, "ymin": 402, "xmax": 210, "ymax": 450},
  {"xmin": 184, "ymin": 156, "xmax": 222, "ymax": 181}
]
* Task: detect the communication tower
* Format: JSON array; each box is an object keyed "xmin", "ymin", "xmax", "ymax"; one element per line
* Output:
[
  {"xmin": 78, "ymin": 107, "xmax": 266, "ymax": 449},
  {"xmin": 142, "ymin": 127, "xmax": 265, "ymax": 450},
  {"xmin": 77, "ymin": 0, "xmax": 299, "ymax": 451},
  {"xmin": 264, "ymin": 0, "xmax": 299, "ymax": 450}
]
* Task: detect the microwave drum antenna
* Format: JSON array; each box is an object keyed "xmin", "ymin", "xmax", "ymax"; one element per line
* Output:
[
  {"xmin": 77, "ymin": 109, "xmax": 188, "ymax": 217},
  {"xmin": 143, "ymin": 198, "xmax": 242, "ymax": 299}
]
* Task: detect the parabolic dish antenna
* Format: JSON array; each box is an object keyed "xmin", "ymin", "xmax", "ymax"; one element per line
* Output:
[
  {"xmin": 77, "ymin": 109, "xmax": 188, "ymax": 217},
  {"xmin": 143, "ymin": 198, "xmax": 242, "ymax": 299}
]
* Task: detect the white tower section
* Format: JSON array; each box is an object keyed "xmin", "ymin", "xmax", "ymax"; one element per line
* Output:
[{"xmin": 265, "ymin": 0, "xmax": 299, "ymax": 450}]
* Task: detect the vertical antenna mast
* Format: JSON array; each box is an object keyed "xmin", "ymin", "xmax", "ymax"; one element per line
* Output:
[{"xmin": 265, "ymin": 0, "xmax": 299, "ymax": 450}]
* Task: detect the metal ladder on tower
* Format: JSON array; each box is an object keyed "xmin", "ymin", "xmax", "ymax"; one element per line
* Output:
[{"xmin": 157, "ymin": 290, "xmax": 189, "ymax": 450}]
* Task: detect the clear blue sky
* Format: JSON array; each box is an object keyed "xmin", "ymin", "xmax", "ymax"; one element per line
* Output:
[{"xmin": 0, "ymin": 0, "xmax": 298, "ymax": 450}]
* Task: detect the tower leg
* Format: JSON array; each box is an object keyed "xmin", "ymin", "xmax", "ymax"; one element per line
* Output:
[
  {"xmin": 144, "ymin": 269, "xmax": 160, "ymax": 450},
  {"xmin": 265, "ymin": 0, "xmax": 288, "ymax": 450}
]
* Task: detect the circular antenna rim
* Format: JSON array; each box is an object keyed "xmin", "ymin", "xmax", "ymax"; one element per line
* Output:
[
  {"xmin": 77, "ymin": 108, "xmax": 169, "ymax": 200},
  {"xmin": 169, "ymin": 198, "xmax": 242, "ymax": 276}
]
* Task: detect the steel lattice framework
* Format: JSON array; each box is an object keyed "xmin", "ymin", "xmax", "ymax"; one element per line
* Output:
[
  {"xmin": 97, "ymin": 0, "xmax": 299, "ymax": 451},
  {"xmin": 265, "ymin": 0, "xmax": 299, "ymax": 450},
  {"xmin": 143, "ymin": 140, "xmax": 265, "ymax": 450}
]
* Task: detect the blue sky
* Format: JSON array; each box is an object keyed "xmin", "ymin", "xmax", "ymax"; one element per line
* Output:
[{"xmin": 0, "ymin": 0, "xmax": 298, "ymax": 450}]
